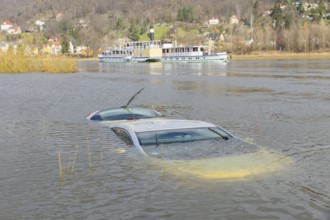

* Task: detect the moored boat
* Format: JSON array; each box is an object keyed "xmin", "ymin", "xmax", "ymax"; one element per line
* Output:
[
  {"xmin": 161, "ymin": 45, "xmax": 228, "ymax": 62},
  {"xmin": 98, "ymin": 25, "xmax": 228, "ymax": 63},
  {"xmin": 98, "ymin": 48, "xmax": 132, "ymax": 63}
]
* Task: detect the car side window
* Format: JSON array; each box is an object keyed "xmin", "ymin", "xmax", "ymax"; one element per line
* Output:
[{"xmin": 112, "ymin": 128, "xmax": 133, "ymax": 145}]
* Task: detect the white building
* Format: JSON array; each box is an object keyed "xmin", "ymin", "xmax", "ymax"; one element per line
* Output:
[
  {"xmin": 208, "ymin": 18, "xmax": 219, "ymax": 25},
  {"xmin": 35, "ymin": 20, "xmax": 45, "ymax": 31},
  {"xmin": 1, "ymin": 21, "xmax": 13, "ymax": 31},
  {"xmin": 230, "ymin": 15, "xmax": 239, "ymax": 25}
]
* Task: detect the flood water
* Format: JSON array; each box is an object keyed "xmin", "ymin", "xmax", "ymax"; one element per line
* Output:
[{"xmin": 0, "ymin": 59, "xmax": 330, "ymax": 220}]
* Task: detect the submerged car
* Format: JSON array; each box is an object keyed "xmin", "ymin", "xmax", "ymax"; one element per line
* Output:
[
  {"xmin": 86, "ymin": 107, "xmax": 162, "ymax": 123},
  {"xmin": 110, "ymin": 119, "xmax": 293, "ymax": 181}
]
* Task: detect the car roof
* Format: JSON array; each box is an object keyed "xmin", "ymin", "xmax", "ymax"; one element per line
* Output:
[
  {"xmin": 98, "ymin": 107, "xmax": 160, "ymax": 113},
  {"xmin": 87, "ymin": 107, "xmax": 161, "ymax": 121},
  {"xmin": 111, "ymin": 118, "xmax": 217, "ymax": 133}
]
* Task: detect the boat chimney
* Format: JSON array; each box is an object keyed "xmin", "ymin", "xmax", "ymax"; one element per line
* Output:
[{"xmin": 149, "ymin": 25, "xmax": 154, "ymax": 41}]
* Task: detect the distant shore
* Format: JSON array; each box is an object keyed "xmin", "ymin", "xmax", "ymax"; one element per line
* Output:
[{"xmin": 231, "ymin": 50, "xmax": 330, "ymax": 60}]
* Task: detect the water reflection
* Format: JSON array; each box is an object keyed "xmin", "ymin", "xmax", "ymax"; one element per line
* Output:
[
  {"xmin": 79, "ymin": 61, "xmax": 228, "ymax": 76},
  {"xmin": 78, "ymin": 59, "xmax": 330, "ymax": 80}
]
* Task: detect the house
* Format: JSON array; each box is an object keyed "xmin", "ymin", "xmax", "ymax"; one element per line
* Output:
[
  {"xmin": 0, "ymin": 41, "xmax": 17, "ymax": 52},
  {"xmin": 275, "ymin": 2, "xmax": 287, "ymax": 10},
  {"xmin": 35, "ymin": 20, "xmax": 45, "ymax": 31},
  {"xmin": 230, "ymin": 15, "xmax": 239, "ymax": 25},
  {"xmin": 76, "ymin": 45, "xmax": 90, "ymax": 56},
  {"xmin": 208, "ymin": 17, "xmax": 219, "ymax": 25},
  {"xmin": 42, "ymin": 41, "xmax": 62, "ymax": 55},
  {"xmin": 7, "ymin": 26, "xmax": 22, "ymax": 35},
  {"xmin": 48, "ymin": 36, "xmax": 58, "ymax": 43},
  {"xmin": 56, "ymin": 13, "xmax": 64, "ymax": 21},
  {"xmin": 303, "ymin": 3, "xmax": 319, "ymax": 11},
  {"xmin": 76, "ymin": 19, "xmax": 88, "ymax": 28},
  {"xmin": 1, "ymin": 21, "xmax": 13, "ymax": 31},
  {"xmin": 1, "ymin": 21, "xmax": 22, "ymax": 34},
  {"xmin": 263, "ymin": 10, "xmax": 272, "ymax": 16}
]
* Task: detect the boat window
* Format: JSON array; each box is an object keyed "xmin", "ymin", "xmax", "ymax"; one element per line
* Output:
[{"xmin": 137, "ymin": 127, "xmax": 232, "ymax": 146}]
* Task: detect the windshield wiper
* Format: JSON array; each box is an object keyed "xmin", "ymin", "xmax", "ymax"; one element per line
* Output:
[{"xmin": 208, "ymin": 128, "xmax": 230, "ymax": 140}]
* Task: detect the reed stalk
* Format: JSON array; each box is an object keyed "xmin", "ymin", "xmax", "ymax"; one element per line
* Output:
[
  {"xmin": 57, "ymin": 151, "xmax": 63, "ymax": 180},
  {"xmin": 0, "ymin": 51, "xmax": 76, "ymax": 73},
  {"xmin": 71, "ymin": 144, "xmax": 78, "ymax": 172}
]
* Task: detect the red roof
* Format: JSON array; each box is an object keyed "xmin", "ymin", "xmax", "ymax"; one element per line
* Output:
[{"xmin": 3, "ymin": 20, "xmax": 12, "ymax": 25}]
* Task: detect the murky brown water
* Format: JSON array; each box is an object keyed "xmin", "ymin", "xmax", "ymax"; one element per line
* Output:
[{"xmin": 0, "ymin": 60, "xmax": 329, "ymax": 219}]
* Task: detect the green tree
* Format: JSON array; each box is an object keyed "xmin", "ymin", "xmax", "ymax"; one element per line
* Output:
[
  {"xmin": 177, "ymin": 7, "xmax": 194, "ymax": 23},
  {"xmin": 253, "ymin": 0, "xmax": 259, "ymax": 16},
  {"xmin": 271, "ymin": 5, "xmax": 284, "ymax": 29},
  {"xmin": 297, "ymin": 1, "xmax": 305, "ymax": 14},
  {"xmin": 116, "ymin": 18, "xmax": 125, "ymax": 30},
  {"xmin": 129, "ymin": 24, "xmax": 140, "ymax": 41},
  {"xmin": 61, "ymin": 34, "xmax": 70, "ymax": 54},
  {"xmin": 317, "ymin": 0, "xmax": 326, "ymax": 17},
  {"xmin": 284, "ymin": 13, "xmax": 294, "ymax": 29},
  {"xmin": 140, "ymin": 19, "xmax": 149, "ymax": 35}
]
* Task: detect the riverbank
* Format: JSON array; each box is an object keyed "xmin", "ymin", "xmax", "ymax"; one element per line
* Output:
[{"xmin": 231, "ymin": 50, "xmax": 330, "ymax": 60}]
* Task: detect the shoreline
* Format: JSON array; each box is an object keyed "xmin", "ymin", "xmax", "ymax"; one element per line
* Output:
[{"xmin": 231, "ymin": 50, "xmax": 330, "ymax": 60}]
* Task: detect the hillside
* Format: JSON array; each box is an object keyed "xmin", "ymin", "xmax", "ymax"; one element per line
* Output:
[
  {"xmin": 1, "ymin": 0, "xmax": 329, "ymax": 54},
  {"xmin": 0, "ymin": 0, "xmax": 277, "ymax": 47}
]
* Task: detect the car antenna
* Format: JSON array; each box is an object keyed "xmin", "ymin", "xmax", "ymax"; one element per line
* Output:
[{"xmin": 121, "ymin": 87, "xmax": 145, "ymax": 108}]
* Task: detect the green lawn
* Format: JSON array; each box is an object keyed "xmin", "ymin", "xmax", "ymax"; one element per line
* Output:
[{"xmin": 139, "ymin": 24, "xmax": 170, "ymax": 41}]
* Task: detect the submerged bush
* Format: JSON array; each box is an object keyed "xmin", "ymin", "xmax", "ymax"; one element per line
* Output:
[{"xmin": 0, "ymin": 51, "xmax": 77, "ymax": 73}]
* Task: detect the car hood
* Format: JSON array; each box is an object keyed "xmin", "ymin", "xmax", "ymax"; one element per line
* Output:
[{"xmin": 148, "ymin": 147, "xmax": 293, "ymax": 181}]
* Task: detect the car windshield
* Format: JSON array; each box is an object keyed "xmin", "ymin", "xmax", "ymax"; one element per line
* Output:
[
  {"xmin": 98, "ymin": 108, "xmax": 160, "ymax": 121},
  {"xmin": 136, "ymin": 127, "xmax": 231, "ymax": 146},
  {"xmin": 138, "ymin": 135, "xmax": 257, "ymax": 160}
]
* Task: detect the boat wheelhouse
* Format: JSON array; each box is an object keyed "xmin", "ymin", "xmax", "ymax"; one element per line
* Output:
[{"xmin": 128, "ymin": 40, "xmax": 163, "ymax": 62}]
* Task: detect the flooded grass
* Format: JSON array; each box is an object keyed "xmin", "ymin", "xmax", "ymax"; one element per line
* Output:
[{"xmin": 0, "ymin": 51, "xmax": 77, "ymax": 73}]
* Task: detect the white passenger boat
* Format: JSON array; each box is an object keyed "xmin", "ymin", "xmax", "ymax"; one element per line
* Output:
[
  {"xmin": 98, "ymin": 25, "xmax": 228, "ymax": 63},
  {"xmin": 98, "ymin": 48, "xmax": 132, "ymax": 63},
  {"xmin": 162, "ymin": 45, "xmax": 228, "ymax": 62}
]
